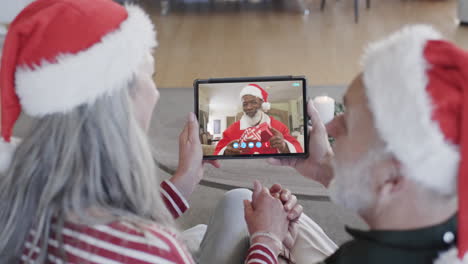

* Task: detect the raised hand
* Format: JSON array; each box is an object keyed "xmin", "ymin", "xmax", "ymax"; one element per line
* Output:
[
  {"xmin": 270, "ymin": 127, "xmax": 289, "ymax": 153},
  {"xmin": 268, "ymin": 100, "xmax": 334, "ymax": 187},
  {"xmin": 170, "ymin": 113, "xmax": 220, "ymax": 199}
]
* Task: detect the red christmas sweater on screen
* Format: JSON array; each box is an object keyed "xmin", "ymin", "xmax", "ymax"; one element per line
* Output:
[{"xmin": 214, "ymin": 114, "xmax": 303, "ymax": 155}]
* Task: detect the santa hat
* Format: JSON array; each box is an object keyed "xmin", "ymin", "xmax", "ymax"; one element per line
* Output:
[
  {"xmin": 0, "ymin": 0, "xmax": 156, "ymax": 173},
  {"xmin": 240, "ymin": 84, "xmax": 271, "ymax": 111},
  {"xmin": 362, "ymin": 25, "xmax": 468, "ymax": 263}
]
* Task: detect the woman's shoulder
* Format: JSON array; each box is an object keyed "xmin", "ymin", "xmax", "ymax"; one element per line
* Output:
[{"xmin": 63, "ymin": 219, "xmax": 195, "ymax": 263}]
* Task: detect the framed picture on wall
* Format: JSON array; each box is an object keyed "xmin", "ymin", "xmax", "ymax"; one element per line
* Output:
[{"xmin": 213, "ymin": 119, "xmax": 221, "ymax": 134}]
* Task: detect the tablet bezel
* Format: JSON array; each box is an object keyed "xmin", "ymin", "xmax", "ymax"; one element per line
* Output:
[{"xmin": 194, "ymin": 76, "xmax": 309, "ymax": 160}]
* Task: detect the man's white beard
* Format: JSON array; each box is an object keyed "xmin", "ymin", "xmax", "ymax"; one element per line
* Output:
[
  {"xmin": 244, "ymin": 110, "xmax": 263, "ymax": 127},
  {"xmin": 328, "ymin": 149, "xmax": 385, "ymax": 214}
]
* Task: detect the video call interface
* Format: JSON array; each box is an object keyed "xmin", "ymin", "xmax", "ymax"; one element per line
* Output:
[{"xmin": 198, "ymin": 80, "xmax": 306, "ymax": 156}]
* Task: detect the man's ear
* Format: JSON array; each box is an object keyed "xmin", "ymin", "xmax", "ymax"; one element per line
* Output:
[{"xmin": 374, "ymin": 157, "xmax": 404, "ymax": 202}]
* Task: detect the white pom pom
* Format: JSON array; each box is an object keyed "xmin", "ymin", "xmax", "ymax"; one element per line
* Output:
[
  {"xmin": 0, "ymin": 137, "xmax": 21, "ymax": 174},
  {"xmin": 262, "ymin": 102, "xmax": 271, "ymax": 111},
  {"xmin": 434, "ymin": 247, "xmax": 468, "ymax": 264}
]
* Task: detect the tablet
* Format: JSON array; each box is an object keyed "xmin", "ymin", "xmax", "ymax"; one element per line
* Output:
[{"xmin": 195, "ymin": 76, "xmax": 308, "ymax": 159}]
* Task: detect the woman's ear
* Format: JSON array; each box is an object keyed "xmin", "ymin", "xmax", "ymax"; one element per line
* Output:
[{"xmin": 129, "ymin": 54, "xmax": 159, "ymax": 132}]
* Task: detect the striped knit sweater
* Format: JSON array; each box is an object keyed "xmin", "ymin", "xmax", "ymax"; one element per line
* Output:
[{"xmin": 20, "ymin": 180, "xmax": 277, "ymax": 264}]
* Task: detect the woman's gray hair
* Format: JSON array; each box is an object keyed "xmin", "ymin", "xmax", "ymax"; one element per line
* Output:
[{"xmin": 0, "ymin": 81, "xmax": 174, "ymax": 262}]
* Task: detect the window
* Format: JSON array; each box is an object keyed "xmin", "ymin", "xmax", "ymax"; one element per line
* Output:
[{"xmin": 213, "ymin": 120, "xmax": 221, "ymax": 134}]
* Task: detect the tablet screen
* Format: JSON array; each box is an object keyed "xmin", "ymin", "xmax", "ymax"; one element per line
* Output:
[{"xmin": 196, "ymin": 77, "xmax": 307, "ymax": 158}]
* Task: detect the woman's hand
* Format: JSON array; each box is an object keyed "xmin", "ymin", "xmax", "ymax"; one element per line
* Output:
[
  {"xmin": 244, "ymin": 181, "xmax": 290, "ymax": 256},
  {"xmin": 269, "ymin": 184, "xmax": 303, "ymax": 250},
  {"xmin": 268, "ymin": 99, "xmax": 334, "ymax": 187},
  {"xmin": 170, "ymin": 113, "xmax": 220, "ymax": 199}
]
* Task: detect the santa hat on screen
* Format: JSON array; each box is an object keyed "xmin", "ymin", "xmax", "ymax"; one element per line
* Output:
[
  {"xmin": 362, "ymin": 25, "xmax": 468, "ymax": 263},
  {"xmin": 0, "ymin": 0, "xmax": 156, "ymax": 173},
  {"xmin": 240, "ymin": 84, "xmax": 271, "ymax": 111}
]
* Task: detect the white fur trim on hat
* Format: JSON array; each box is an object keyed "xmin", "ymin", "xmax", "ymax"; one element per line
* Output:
[
  {"xmin": 240, "ymin": 85, "xmax": 264, "ymax": 101},
  {"xmin": 15, "ymin": 5, "xmax": 157, "ymax": 116},
  {"xmin": 434, "ymin": 247, "xmax": 468, "ymax": 264},
  {"xmin": 362, "ymin": 25, "xmax": 459, "ymax": 195},
  {"xmin": 0, "ymin": 137, "xmax": 21, "ymax": 174},
  {"xmin": 262, "ymin": 102, "xmax": 271, "ymax": 111}
]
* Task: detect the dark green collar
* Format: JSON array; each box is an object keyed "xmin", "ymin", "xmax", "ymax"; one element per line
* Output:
[{"xmin": 345, "ymin": 214, "xmax": 457, "ymax": 250}]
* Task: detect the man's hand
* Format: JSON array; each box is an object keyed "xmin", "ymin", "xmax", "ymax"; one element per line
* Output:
[
  {"xmin": 170, "ymin": 113, "xmax": 220, "ymax": 199},
  {"xmin": 270, "ymin": 127, "xmax": 290, "ymax": 153},
  {"xmin": 224, "ymin": 140, "xmax": 242, "ymax": 155},
  {"xmin": 268, "ymin": 100, "xmax": 334, "ymax": 187},
  {"xmin": 244, "ymin": 181, "xmax": 290, "ymax": 256},
  {"xmin": 270, "ymin": 184, "xmax": 302, "ymax": 250}
]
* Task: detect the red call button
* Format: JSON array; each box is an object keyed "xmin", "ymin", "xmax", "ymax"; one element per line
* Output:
[{"xmin": 264, "ymin": 142, "xmax": 270, "ymax": 148}]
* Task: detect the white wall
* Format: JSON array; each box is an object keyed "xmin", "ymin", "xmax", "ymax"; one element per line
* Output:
[
  {"xmin": 199, "ymin": 94, "xmax": 210, "ymax": 113},
  {"xmin": 207, "ymin": 108, "xmax": 236, "ymax": 137},
  {"xmin": 271, "ymin": 102, "xmax": 289, "ymax": 112},
  {"xmin": 460, "ymin": 0, "xmax": 468, "ymax": 23},
  {"xmin": 0, "ymin": 0, "xmax": 34, "ymax": 24},
  {"xmin": 289, "ymin": 99, "xmax": 299, "ymax": 129},
  {"xmin": 0, "ymin": 25, "xmax": 6, "ymax": 35}
]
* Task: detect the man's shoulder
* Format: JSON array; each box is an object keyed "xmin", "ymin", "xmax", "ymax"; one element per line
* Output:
[
  {"xmin": 324, "ymin": 239, "xmax": 365, "ymax": 264},
  {"xmin": 324, "ymin": 238, "xmax": 438, "ymax": 264},
  {"xmin": 226, "ymin": 120, "xmax": 241, "ymax": 131}
]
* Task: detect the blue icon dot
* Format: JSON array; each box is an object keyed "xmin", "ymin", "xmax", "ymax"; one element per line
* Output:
[
  {"xmin": 241, "ymin": 142, "xmax": 247, "ymax": 148},
  {"xmin": 248, "ymin": 142, "xmax": 254, "ymax": 148},
  {"xmin": 233, "ymin": 143, "xmax": 239, "ymax": 149},
  {"xmin": 256, "ymin": 142, "xmax": 262, "ymax": 148}
]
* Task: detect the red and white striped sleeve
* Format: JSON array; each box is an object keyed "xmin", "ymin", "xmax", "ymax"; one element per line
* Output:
[
  {"xmin": 160, "ymin": 180, "xmax": 189, "ymax": 218},
  {"xmin": 245, "ymin": 243, "xmax": 278, "ymax": 264},
  {"xmin": 22, "ymin": 221, "xmax": 196, "ymax": 264}
]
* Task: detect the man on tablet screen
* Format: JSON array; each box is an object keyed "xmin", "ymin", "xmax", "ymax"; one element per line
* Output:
[{"xmin": 213, "ymin": 84, "xmax": 303, "ymax": 155}]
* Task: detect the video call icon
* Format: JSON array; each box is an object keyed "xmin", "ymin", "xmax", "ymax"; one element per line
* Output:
[
  {"xmin": 248, "ymin": 142, "xmax": 254, "ymax": 148},
  {"xmin": 233, "ymin": 142, "xmax": 239, "ymax": 149},
  {"xmin": 241, "ymin": 142, "xmax": 247, "ymax": 149},
  {"xmin": 256, "ymin": 142, "xmax": 262, "ymax": 148}
]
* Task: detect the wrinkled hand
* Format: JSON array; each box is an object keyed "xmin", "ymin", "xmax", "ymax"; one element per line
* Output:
[
  {"xmin": 270, "ymin": 184, "xmax": 302, "ymax": 250},
  {"xmin": 244, "ymin": 181, "xmax": 289, "ymax": 255},
  {"xmin": 270, "ymin": 128, "xmax": 289, "ymax": 153},
  {"xmin": 170, "ymin": 113, "xmax": 220, "ymax": 199},
  {"xmin": 224, "ymin": 140, "xmax": 242, "ymax": 155},
  {"xmin": 268, "ymin": 100, "xmax": 334, "ymax": 187}
]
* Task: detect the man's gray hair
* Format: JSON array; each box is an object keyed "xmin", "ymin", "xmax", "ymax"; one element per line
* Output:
[{"xmin": 0, "ymin": 82, "xmax": 174, "ymax": 262}]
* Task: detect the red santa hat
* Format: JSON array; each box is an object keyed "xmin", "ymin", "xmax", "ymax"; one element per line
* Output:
[
  {"xmin": 362, "ymin": 25, "xmax": 468, "ymax": 263},
  {"xmin": 240, "ymin": 84, "xmax": 271, "ymax": 111},
  {"xmin": 0, "ymin": 0, "xmax": 156, "ymax": 173}
]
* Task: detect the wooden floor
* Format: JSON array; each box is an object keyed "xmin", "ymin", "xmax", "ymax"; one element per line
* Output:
[{"xmin": 141, "ymin": 0, "xmax": 468, "ymax": 88}]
